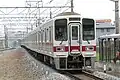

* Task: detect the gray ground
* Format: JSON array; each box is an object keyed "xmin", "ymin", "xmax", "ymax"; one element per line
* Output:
[
  {"xmin": 0, "ymin": 48, "xmax": 71, "ymax": 80},
  {"xmin": 1, "ymin": 48, "xmax": 119, "ymax": 80}
]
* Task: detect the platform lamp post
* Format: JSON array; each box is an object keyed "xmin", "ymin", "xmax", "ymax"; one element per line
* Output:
[{"xmin": 110, "ymin": 0, "xmax": 119, "ymax": 34}]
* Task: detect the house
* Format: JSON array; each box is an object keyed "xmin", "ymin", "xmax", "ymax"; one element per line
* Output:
[{"xmin": 96, "ymin": 19, "xmax": 115, "ymax": 45}]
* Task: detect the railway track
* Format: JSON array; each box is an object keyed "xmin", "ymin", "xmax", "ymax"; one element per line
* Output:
[
  {"xmin": 58, "ymin": 70, "xmax": 103, "ymax": 80},
  {"xmin": 0, "ymin": 48, "xmax": 15, "ymax": 51}
]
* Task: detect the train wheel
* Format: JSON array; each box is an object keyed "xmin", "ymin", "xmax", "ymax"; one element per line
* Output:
[
  {"xmin": 34, "ymin": 52, "xmax": 37, "ymax": 58},
  {"xmin": 50, "ymin": 57, "xmax": 55, "ymax": 67},
  {"xmin": 38, "ymin": 54, "xmax": 44, "ymax": 62}
]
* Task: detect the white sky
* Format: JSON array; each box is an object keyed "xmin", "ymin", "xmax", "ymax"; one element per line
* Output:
[
  {"xmin": 0, "ymin": 0, "xmax": 117, "ymax": 36},
  {"xmin": 0, "ymin": 0, "xmax": 117, "ymax": 21},
  {"xmin": 74, "ymin": 0, "xmax": 115, "ymax": 20}
]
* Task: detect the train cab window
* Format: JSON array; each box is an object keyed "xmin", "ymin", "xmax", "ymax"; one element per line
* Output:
[
  {"xmin": 55, "ymin": 19, "xmax": 67, "ymax": 41},
  {"xmin": 82, "ymin": 18, "xmax": 95, "ymax": 40}
]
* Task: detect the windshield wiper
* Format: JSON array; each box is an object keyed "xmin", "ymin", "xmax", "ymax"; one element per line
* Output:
[
  {"xmin": 60, "ymin": 38, "xmax": 64, "ymax": 45},
  {"xmin": 86, "ymin": 39, "xmax": 90, "ymax": 44},
  {"xmin": 59, "ymin": 33, "xmax": 66, "ymax": 45}
]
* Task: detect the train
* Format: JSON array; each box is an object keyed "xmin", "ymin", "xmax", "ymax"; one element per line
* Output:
[{"xmin": 21, "ymin": 12, "xmax": 96, "ymax": 70}]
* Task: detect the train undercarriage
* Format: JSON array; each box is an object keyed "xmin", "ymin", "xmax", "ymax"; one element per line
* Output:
[{"xmin": 21, "ymin": 45, "xmax": 94, "ymax": 70}]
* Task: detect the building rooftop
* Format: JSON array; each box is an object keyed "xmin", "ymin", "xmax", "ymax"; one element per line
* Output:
[{"xmin": 96, "ymin": 19, "xmax": 115, "ymax": 29}]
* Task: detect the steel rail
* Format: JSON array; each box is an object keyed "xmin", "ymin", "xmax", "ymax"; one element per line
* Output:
[{"xmin": 82, "ymin": 70, "xmax": 103, "ymax": 80}]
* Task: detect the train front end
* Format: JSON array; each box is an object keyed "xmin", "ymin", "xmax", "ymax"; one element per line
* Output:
[{"xmin": 53, "ymin": 12, "xmax": 96, "ymax": 70}]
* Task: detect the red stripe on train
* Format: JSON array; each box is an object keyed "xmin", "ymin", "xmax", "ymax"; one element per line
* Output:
[
  {"xmin": 70, "ymin": 46, "xmax": 80, "ymax": 52},
  {"xmin": 53, "ymin": 46, "xmax": 96, "ymax": 52},
  {"xmin": 53, "ymin": 46, "xmax": 68, "ymax": 52},
  {"xmin": 53, "ymin": 46, "xmax": 80, "ymax": 52}
]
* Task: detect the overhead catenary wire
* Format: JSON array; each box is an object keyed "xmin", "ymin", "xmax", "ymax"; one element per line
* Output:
[
  {"xmin": 52, "ymin": 0, "xmax": 71, "ymax": 17},
  {"xmin": 0, "ymin": 0, "xmax": 72, "ymax": 33}
]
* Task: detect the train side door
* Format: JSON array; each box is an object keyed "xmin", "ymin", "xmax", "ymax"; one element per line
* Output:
[{"xmin": 68, "ymin": 23, "xmax": 81, "ymax": 55}]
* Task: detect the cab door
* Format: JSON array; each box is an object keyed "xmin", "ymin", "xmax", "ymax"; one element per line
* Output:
[{"xmin": 68, "ymin": 23, "xmax": 81, "ymax": 55}]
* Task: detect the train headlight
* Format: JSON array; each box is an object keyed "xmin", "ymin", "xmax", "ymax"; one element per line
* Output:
[
  {"xmin": 56, "ymin": 46, "xmax": 65, "ymax": 52},
  {"xmin": 85, "ymin": 46, "xmax": 94, "ymax": 51}
]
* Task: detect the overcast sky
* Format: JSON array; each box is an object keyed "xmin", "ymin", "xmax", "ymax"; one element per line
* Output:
[
  {"xmin": 0, "ymin": 0, "xmax": 118, "ymax": 36},
  {"xmin": 74, "ymin": 0, "xmax": 115, "ymax": 20},
  {"xmin": 0, "ymin": 0, "xmax": 117, "ymax": 21}
]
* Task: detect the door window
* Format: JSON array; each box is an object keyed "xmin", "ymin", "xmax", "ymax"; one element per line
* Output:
[{"xmin": 72, "ymin": 26, "xmax": 78, "ymax": 40}]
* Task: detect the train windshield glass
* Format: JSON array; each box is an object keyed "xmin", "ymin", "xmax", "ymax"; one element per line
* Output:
[
  {"xmin": 82, "ymin": 18, "xmax": 95, "ymax": 40},
  {"xmin": 55, "ymin": 19, "xmax": 67, "ymax": 41}
]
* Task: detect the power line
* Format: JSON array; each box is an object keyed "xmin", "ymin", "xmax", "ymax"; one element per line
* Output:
[{"xmin": 7, "ymin": 8, "xmax": 17, "ymax": 15}]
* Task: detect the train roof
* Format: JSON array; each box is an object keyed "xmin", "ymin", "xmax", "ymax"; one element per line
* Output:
[
  {"xmin": 99, "ymin": 34, "xmax": 120, "ymax": 39},
  {"xmin": 55, "ymin": 12, "xmax": 80, "ymax": 17}
]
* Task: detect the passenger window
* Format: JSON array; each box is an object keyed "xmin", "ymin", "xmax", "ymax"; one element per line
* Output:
[
  {"xmin": 45, "ymin": 29, "xmax": 47, "ymax": 42},
  {"xmin": 38, "ymin": 31, "xmax": 41, "ymax": 43},
  {"xmin": 49, "ymin": 27, "xmax": 52, "ymax": 42},
  {"xmin": 46, "ymin": 29, "xmax": 49, "ymax": 42},
  {"xmin": 42, "ymin": 30, "xmax": 44, "ymax": 42}
]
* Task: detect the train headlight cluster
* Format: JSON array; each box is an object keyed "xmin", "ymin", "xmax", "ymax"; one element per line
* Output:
[
  {"xmin": 56, "ymin": 46, "xmax": 65, "ymax": 52},
  {"xmin": 85, "ymin": 46, "xmax": 94, "ymax": 51}
]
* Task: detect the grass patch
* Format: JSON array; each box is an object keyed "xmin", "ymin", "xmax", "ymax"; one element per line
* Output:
[{"xmin": 96, "ymin": 52, "xmax": 99, "ymax": 61}]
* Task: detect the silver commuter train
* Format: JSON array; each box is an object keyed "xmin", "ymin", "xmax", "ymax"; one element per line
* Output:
[{"xmin": 21, "ymin": 12, "xmax": 96, "ymax": 70}]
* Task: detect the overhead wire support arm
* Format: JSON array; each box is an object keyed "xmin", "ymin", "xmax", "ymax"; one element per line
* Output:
[
  {"xmin": 0, "ymin": 6, "xmax": 71, "ymax": 8},
  {"xmin": 26, "ymin": 1, "xmax": 42, "ymax": 2}
]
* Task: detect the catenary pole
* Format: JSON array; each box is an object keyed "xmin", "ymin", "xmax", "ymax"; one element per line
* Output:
[
  {"xmin": 71, "ymin": 0, "xmax": 74, "ymax": 12},
  {"xmin": 110, "ymin": 0, "xmax": 119, "ymax": 34},
  {"xmin": 115, "ymin": 0, "xmax": 119, "ymax": 34}
]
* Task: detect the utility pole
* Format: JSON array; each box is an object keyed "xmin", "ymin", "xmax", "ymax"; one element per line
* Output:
[
  {"xmin": 4, "ymin": 25, "xmax": 8, "ymax": 48},
  {"xmin": 115, "ymin": 0, "xmax": 119, "ymax": 34},
  {"xmin": 110, "ymin": 0, "xmax": 119, "ymax": 34},
  {"xmin": 71, "ymin": 0, "xmax": 74, "ymax": 12},
  {"xmin": 50, "ymin": 8, "xmax": 52, "ymax": 19},
  {"xmin": 38, "ymin": 1, "xmax": 42, "ymax": 27}
]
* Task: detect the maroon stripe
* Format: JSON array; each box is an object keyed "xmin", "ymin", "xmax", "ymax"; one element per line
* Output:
[
  {"xmin": 53, "ymin": 46, "xmax": 96, "ymax": 52},
  {"xmin": 70, "ymin": 46, "xmax": 80, "ymax": 52},
  {"xmin": 53, "ymin": 46, "xmax": 68, "ymax": 52}
]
